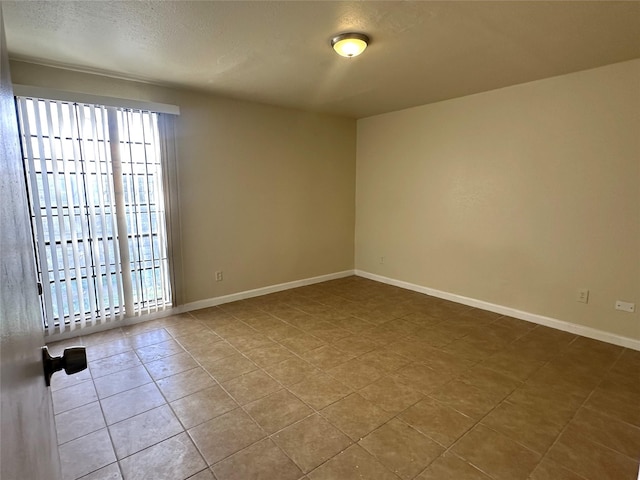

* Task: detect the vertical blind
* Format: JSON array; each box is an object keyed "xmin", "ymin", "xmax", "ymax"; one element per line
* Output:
[{"xmin": 16, "ymin": 97, "xmax": 172, "ymax": 335}]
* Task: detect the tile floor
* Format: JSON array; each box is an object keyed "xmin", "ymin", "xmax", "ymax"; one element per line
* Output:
[{"xmin": 48, "ymin": 276, "xmax": 640, "ymax": 480}]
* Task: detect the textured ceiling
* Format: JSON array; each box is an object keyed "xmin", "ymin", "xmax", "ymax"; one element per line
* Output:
[{"xmin": 3, "ymin": 1, "xmax": 640, "ymax": 118}]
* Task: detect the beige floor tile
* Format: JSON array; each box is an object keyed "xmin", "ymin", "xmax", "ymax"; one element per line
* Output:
[
  {"xmin": 186, "ymin": 469, "xmax": 216, "ymax": 480},
  {"xmin": 86, "ymin": 339, "xmax": 133, "ymax": 363},
  {"xmin": 569, "ymin": 406, "xmax": 640, "ymax": 459},
  {"xmin": 546, "ymin": 425, "xmax": 639, "ymax": 480},
  {"xmin": 156, "ymin": 367, "xmax": 216, "ymax": 402},
  {"xmin": 451, "ymin": 425, "xmax": 541, "ymax": 480},
  {"xmin": 213, "ymin": 321, "xmax": 258, "ymax": 338},
  {"xmin": 101, "ymin": 383, "xmax": 166, "ymax": 425},
  {"xmin": 401, "ymin": 311, "xmax": 443, "ymax": 328},
  {"xmin": 244, "ymin": 389, "xmax": 312, "ymax": 434},
  {"xmin": 261, "ymin": 321, "xmax": 304, "ymax": 341},
  {"xmin": 419, "ymin": 349, "xmax": 475, "ymax": 376},
  {"xmin": 479, "ymin": 350, "xmax": 545, "ymax": 381},
  {"xmin": 272, "ymin": 414, "xmax": 352, "ymax": 473},
  {"xmin": 413, "ymin": 327, "xmax": 459, "ymax": 348},
  {"xmin": 279, "ymin": 333, "xmax": 326, "ymax": 355},
  {"xmin": 164, "ymin": 320, "xmax": 210, "ymax": 339},
  {"xmin": 358, "ymin": 374, "xmax": 424, "ymax": 414},
  {"xmin": 109, "ymin": 405, "xmax": 183, "ymax": 459},
  {"xmin": 190, "ymin": 306, "xmax": 234, "ymax": 322},
  {"xmin": 461, "ymin": 308, "xmax": 505, "ymax": 324},
  {"xmin": 263, "ymin": 358, "xmax": 321, "ymax": 386},
  {"xmin": 430, "ymin": 380, "xmax": 507, "ymax": 419},
  {"xmin": 480, "ymin": 400, "xmax": 566, "ymax": 453},
  {"xmin": 188, "ymin": 408, "xmax": 265, "ymax": 465},
  {"xmin": 126, "ymin": 328, "xmax": 172, "ymax": 349},
  {"xmin": 93, "ymin": 365, "xmax": 152, "ymax": 399},
  {"xmin": 89, "ymin": 351, "xmax": 141, "ymax": 379},
  {"xmin": 135, "ymin": 339, "xmax": 185, "ymax": 363},
  {"xmin": 226, "ymin": 333, "xmax": 274, "ymax": 353},
  {"xmin": 50, "ymin": 366, "xmax": 92, "ymax": 392},
  {"xmin": 458, "ymin": 365, "xmax": 521, "ymax": 398},
  {"xmin": 321, "ymin": 393, "xmax": 393, "ymax": 441},
  {"xmin": 202, "ymin": 353, "xmax": 258, "ymax": 382},
  {"xmin": 82, "ymin": 329, "xmax": 126, "ymax": 347},
  {"xmin": 119, "ymin": 432, "xmax": 206, "ymax": 480},
  {"xmin": 527, "ymin": 362, "xmax": 603, "ymax": 394},
  {"xmin": 222, "ymin": 369, "xmax": 281, "ymax": 405},
  {"xmin": 418, "ymin": 301, "xmax": 473, "ymax": 320},
  {"xmin": 599, "ymin": 375, "xmax": 640, "ymax": 400},
  {"xmin": 359, "ymin": 419, "xmax": 444, "ymax": 480},
  {"xmin": 288, "ymin": 373, "xmax": 352, "ymax": 410},
  {"xmin": 241, "ymin": 312, "xmax": 282, "ymax": 331},
  {"xmin": 605, "ymin": 366, "xmax": 640, "ymax": 396},
  {"xmin": 467, "ymin": 326, "xmax": 523, "ymax": 349},
  {"xmin": 584, "ymin": 384, "xmax": 640, "ymax": 427},
  {"xmin": 528, "ymin": 458, "xmax": 589, "ymax": 480},
  {"xmin": 300, "ymin": 344, "xmax": 356, "ymax": 370},
  {"xmin": 175, "ymin": 330, "xmax": 223, "ymax": 351},
  {"xmin": 53, "ymin": 380, "xmax": 98, "ymax": 415},
  {"xmin": 381, "ymin": 319, "xmax": 424, "ymax": 337},
  {"xmin": 358, "ymin": 348, "xmax": 410, "ymax": 373},
  {"xmin": 416, "ymin": 452, "xmax": 492, "ymax": 480},
  {"xmin": 56, "ymin": 401, "xmax": 106, "ymax": 445},
  {"xmin": 563, "ymin": 336, "xmax": 623, "ymax": 362},
  {"xmin": 331, "ymin": 316, "xmax": 374, "ymax": 335},
  {"xmin": 171, "ymin": 385, "xmax": 238, "ymax": 429},
  {"xmin": 190, "ymin": 341, "xmax": 238, "ymax": 364},
  {"xmin": 507, "ymin": 383, "xmax": 585, "ymax": 424},
  {"xmin": 615, "ymin": 348, "xmax": 640, "ymax": 370},
  {"xmin": 243, "ymin": 343, "xmax": 295, "ymax": 367},
  {"xmin": 332, "ymin": 335, "xmax": 380, "ymax": 356},
  {"xmin": 307, "ymin": 444, "xmax": 399, "ymax": 480},
  {"xmin": 307, "ymin": 324, "xmax": 352, "ymax": 344},
  {"xmin": 59, "ymin": 429, "xmax": 116, "ymax": 480},
  {"xmin": 212, "ymin": 438, "xmax": 302, "ymax": 480},
  {"xmin": 77, "ymin": 462, "xmax": 122, "ymax": 480},
  {"xmin": 122, "ymin": 320, "xmax": 170, "ymax": 337},
  {"xmin": 395, "ymin": 362, "xmax": 454, "ymax": 394},
  {"xmin": 327, "ymin": 358, "xmax": 383, "ymax": 389},
  {"xmin": 145, "ymin": 352, "xmax": 199, "ymax": 380},
  {"xmin": 221, "ymin": 304, "xmax": 262, "ymax": 321},
  {"xmin": 399, "ymin": 397, "xmax": 476, "ymax": 447}
]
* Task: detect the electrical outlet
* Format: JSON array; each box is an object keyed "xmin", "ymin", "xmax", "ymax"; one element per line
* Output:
[
  {"xmin": 215, "ymin": 271, "xmax": 223, "ymax": 282},
  {"xmin": 576, "ymin": 289, "xmax": 589, "ymax": 304},
  {"xmin": 615, "ymin": 300, "xmax": 635, "ymax": 313},
  {"xmin": 379, "ymin": 256, "xmax": 385, "ymax": 264}
]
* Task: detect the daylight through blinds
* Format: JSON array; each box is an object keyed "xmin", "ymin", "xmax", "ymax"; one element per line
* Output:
[{"xmin": 16, "ymin": 97, "xmax": 172, "ymax": 335}]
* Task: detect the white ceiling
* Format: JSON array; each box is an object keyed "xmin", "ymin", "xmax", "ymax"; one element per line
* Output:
[{"xmin": 3, "ymin": 1, "xmax": 640, "ymax": 118}]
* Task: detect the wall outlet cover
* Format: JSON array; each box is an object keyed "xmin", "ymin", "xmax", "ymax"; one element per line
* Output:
[{"xmin": 615, "ymin": 301, "xmax": 635, "ymax": 313}]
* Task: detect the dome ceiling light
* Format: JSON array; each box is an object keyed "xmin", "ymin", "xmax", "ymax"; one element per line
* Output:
[{"xmin": 331, "ymin": 32, "xmax": 370, "ymax": 58}]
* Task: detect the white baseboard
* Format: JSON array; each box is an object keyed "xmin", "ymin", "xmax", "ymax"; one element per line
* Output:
[
  {"xmin": 181, "ymin": 270, "xmax": 356, "ymax": 312},
  {"xmin": 355, "ymin": 270, "xmax": 640, "ymax": 351}
]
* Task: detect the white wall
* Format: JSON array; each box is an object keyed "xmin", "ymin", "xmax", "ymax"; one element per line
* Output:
[{"xmin": 356, "ymin": 60, "xmax": 640, "ymax": 341}]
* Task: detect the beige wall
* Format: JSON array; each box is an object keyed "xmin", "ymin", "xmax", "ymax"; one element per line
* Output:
[
  {"xmin": 10, "ymin": 61, "xmax": 356, "ymax": 305},
  {"xmin": 356, "ymin": 59, "xmax": 640, "ymax": 340}
]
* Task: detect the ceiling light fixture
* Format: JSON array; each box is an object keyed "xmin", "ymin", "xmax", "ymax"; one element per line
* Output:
[{"xmin": 331, "ymin": 32, "xmax": 370, "ymax": 58}]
